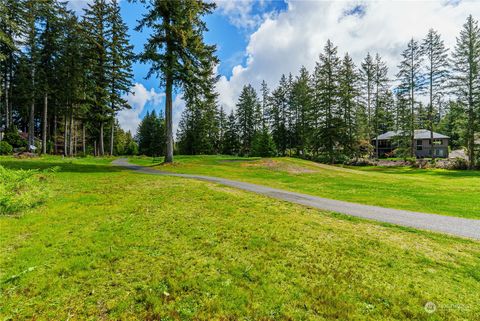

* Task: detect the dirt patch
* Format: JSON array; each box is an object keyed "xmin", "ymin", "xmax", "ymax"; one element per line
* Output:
[
  {"xmin": 219, "ymin": 159, "xmax": 258, "ymax": 163},
  {"xmin": 307, "ymin": 162, "xmax": 370, "ymax": 175},
  {"xmin": 241, "ymin": 159, "xmax": 318, "ymax": 174}
]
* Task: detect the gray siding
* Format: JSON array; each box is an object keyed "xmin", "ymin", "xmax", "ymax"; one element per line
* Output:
[{"xmin": 415, "ymin": 139, "xmax": 448, "ymax": 158}]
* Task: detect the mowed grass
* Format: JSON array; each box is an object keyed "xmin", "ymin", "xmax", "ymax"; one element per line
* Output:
[
  {"xmin": 130, "ymin": 155, "xmax": 480, "ymax": 219},
  {"xmin": 0, "ymin": 156, "xmax": 479, "ymax": 320}
]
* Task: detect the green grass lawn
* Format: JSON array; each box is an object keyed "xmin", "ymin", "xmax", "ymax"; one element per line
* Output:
[
  {"xmin": 130, "ymin": 155, "xmax": 480, "ymax": 219},
  {"xmin": 0, "ymin": 156, "xmax": 479, "ymax": 320}
]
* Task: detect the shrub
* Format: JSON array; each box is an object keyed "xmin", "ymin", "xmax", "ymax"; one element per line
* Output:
[
  {"xmin": 0, "ymin": 141, "xmax": 13, "ymax": 155},
  {"xmin": 449, "ymin": 158, "xmax": 469, "ymax": 170},
  {"xmin": 0, "ymin": 166, "xmax": 52, "ymax": 215},
  {"xmin": 345, "ymin": 158, "xmax": 377, "ymax": 166},
  {"xmin": 3, "ymin": 126, "xmax": 27, "ymax": 148},
  {"xmin": 251, "ymin": 130, "xmax": 276, "ymax": 157}
]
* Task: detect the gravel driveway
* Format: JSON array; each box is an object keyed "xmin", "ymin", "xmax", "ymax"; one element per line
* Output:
[{"xmin": 113, "ymin": 158, "xmax": 480, "ymax": 240}]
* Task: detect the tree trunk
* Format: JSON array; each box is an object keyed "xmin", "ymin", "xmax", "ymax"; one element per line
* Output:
[
  {"xmin": 29, "ymin": 100, "xmax": 35, "ymax": 150},
  {"xmin": 99, "ymin": 122, "xmax": 104, "ymax": 156},
  {"xmin": 94, "ymin": 140, "xmax": 97, "ymax": 157},
  {"xmin": 110, "ymin": 117, "xmax": 114, "ymax": 156},
  {"xmin": 4, "ymin": 68, "xmax": 8, "ymax": 129},
  {"xmin": 165, "ymin": 74, "xmax": 174, "ymax": 163},
  {"xmin": 64, "ymin": 115, "xmax": 68, "ymax": 156},
  {"xmin": 82, "ymin": 123, "xmax": 86, "ymax": 155},
  {"xmin": 54, "ymin": 107, "xmax": 57, "ymax": 154},
  {"xmin": 74, "ymin": 120, "xmax": 77, "ymax": 157},
  {"xmin": 69, "ymin": 113, "xmax": 74, "ymax": 156},
  {"xmin": 42, "ymin": 92, "xmax": 48, "ymax": 154}
]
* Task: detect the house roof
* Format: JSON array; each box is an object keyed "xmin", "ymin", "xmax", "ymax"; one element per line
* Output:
[{"xmin": 374, "ymin": 129, "xmax": 449, "ymax": 140}]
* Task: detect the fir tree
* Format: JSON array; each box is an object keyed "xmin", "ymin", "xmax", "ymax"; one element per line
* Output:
[
  {"xmin": 312, "ymin": 40, "xmax": 341, "ymax": 162},
  {"xmin": 396, "ymin": 38, "xmax": 425, "ymax": 156},
  {"xmin": 451, "ymin": 15, "xmax": 480, "ymax": 168},
  {"xmin": 372, "ymin": 54, "xmax": 389, "ymax": 158},
  {"xmin": 106, "ymin": 0, "xmax": 134, "ymax": 156},
  {"xmin": 236, "ymin": 84, "xmax": 259, "ymax": 156},
  {"xmin": 338, "ymin": 53, "xmax": 360, "ymax": 157},
  {"xmin": 421, "ymin": 28, "xmax": 449, "ymax": 159},
  {"xmin": 135, "ymin": 0, "xmax": 217, "ymax": 163},
  {"xmin": 223, "ymin": 110, "xmax": 239, "ymax": 155},
  {"xmin": 82, "ymin": 0, "xmax": 110, "ymax": 156}
]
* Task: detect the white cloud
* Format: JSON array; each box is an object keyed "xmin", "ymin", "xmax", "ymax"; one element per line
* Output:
[
  {"xmin": 172, "ymin": 95, "xmax": 186, "ymax": 136},
  {"xmin": 217, "ymin": 0, "xmax": 480, "ymax": 112},
  {"xmin": 66, "ymin": 0, "xmax": 93, "ymax": 14},
  {"xmin": 215, "ymin": 0, "xmax": 263, "ymax": 29},
  {"xmin": 118, "ymin": 83, "xmax": 164, "ymax": 134}
]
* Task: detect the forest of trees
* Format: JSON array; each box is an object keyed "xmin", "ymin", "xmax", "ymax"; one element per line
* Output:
[
  {"xmin": 0, "ymin": 0, "xmax": 135, "ymax": 156},
  {"xmin": 177, "ymin": 15, "xmax": 480, "ymax": 168},
  {"xmin": 1, "ymin": 0, "xmax": 479, "ymax": 168}
]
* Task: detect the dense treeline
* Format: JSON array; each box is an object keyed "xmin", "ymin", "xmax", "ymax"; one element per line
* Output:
[
  {"xmin": 177, "ymin": 15, "xmax": 480, "ymax": 168},
  {"xmin": 0, "ymin": 0, "xmax": 136, "ymax": 156}
]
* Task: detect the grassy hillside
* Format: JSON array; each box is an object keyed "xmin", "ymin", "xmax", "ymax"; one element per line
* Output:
[
  {"xmin": 130, "ymin": 155, "xmax": 480, "ymax": 219},
  {"xmin": 0, "ymin": 156, "xmax": 479, "ymax": 320}
]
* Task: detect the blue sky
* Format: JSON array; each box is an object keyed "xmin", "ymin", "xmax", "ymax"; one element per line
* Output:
[
  {"xmin": 68, "ymin": 0, "xmax": 288, "ymax": 132},
  {"xmin": 67, "ymin": 0, "xmax": 479, "ymax": 134}
]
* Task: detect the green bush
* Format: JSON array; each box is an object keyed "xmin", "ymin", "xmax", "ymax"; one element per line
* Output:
[
  {"xmin": 0, "ymin": 166, "xmax": 52, "ymax": 215},
  {"xmin": 3, "ymin": 126, "xmax": 27, "ymax": 148},
  {"xmin": 0, "ymin": 141, "xmax": 13, "ymax": 155},
  {"xmin": 251, "ymin": 130, "xmax": 276, "ymax": 157}
]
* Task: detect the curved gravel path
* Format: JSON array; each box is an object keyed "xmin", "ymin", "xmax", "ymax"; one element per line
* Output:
[{"xmin": 113, "ymin": 158, "xmax": 480, "ymax": 240}]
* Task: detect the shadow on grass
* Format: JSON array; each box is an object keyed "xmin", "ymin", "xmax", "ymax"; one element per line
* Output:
[{"xmin": 0, "ymin": 159, "xmax": 126, "ymax": 173}]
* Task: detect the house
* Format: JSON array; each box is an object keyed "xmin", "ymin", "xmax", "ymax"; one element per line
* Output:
[{"xmin": 372, "ymin": 129, "xmax": 449, "ymax": 158}]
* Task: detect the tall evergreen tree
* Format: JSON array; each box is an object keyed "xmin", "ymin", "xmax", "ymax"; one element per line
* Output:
[
  {"xmin": 396, "ymin": 38, "xmax": 425, "ymax": 156},
  {"xmin": 135, "ymin": 0, "xmax": 217, "ymax": 163},
  {"xmin": 338, "ymin": 53, "xmax": 359, "ymax": 157},
  {"xmin": 223, "ymin": 110, "xmax": 239, "ymax": 155},
  {"xmin": 312, "ymin": 40, "xmax": 341, "ymax": 162},
  {"xmin": 291, "ymin": 66, "xmax": 312, "ymax": 156},
  {"xmin": 451, "ymin": 15, "xmax": 480, "ymax": 168},
  {"xmin": 372, "ymin": 54, "xmax": 389, "ymax": 158},
  {"xmin": 236, "ymin": 84, "xmax": 259, "ymax": 156},
  {"xmin": 82, "ymin": 0, "xmax": 110, "ymax": 156},
  {"xmin": 106, "ymin": 0, "xmax": 134, "ymax": 156},
  {"xmin": 421, "ymin": 28, "xmax": 449, "ymax": 159},
  {"xmin": 359, "ymin": 53, "xmax": 375, "ymax": 141}
]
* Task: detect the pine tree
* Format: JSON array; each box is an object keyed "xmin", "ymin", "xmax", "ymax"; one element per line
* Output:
[
  {"xmin": 136, "ymin": 111, "xmax": 165, "ymax": 156},
  {"xmin": 338, "ymin": 53, "xmax": 360, "ymax": 157},
  {"xmin": 235, "ymin": 84, "xmax": 259, "ymax": 156},
  {"xmin": 269, "ymin": 75, "xmax": 291, "ymax": 155},
  {"xmin": 38, "ymin": 0, "xmax": 63, "ymax": 154},
  {"xmin": 451, "ymin": 15, "xmax": 480, "ymax": 168},
  {"xmin": 223, "ymin": 110, "xmax": 239, "ymax": 155},
  {"xmin": 1, "ymin": 0, "xmax": 24, "ymax": 130},
  {"xmin": 372, "ymin": 54, "xmax": 389, "ymax": 158},
  {"xmin": 82, "ymin": 0, "xmax": 110, "ymax": 156},
  {"xmin": 135, "ymin": 0, "xmax": 217, "ymax": 163},
  {"xmin": 359, "ymin": 53, "xmax": 375, "ymax": 141},
  {"xmin": 312, "ymin": 40, "xmax": 341, "ymax": 162},
  {"xmin": 291, "ymin": 66, "xmax": 311, "ymax": 156},
  {"xmin": 23, "ymin": 0, "xmax": 41, "ymax": 149},
  {"xmin": 396, "ymin": 38, "xmax": 425, "ymax": 157},
  {"xmin": 421, "ymin": 29, "xmax": 449, "ymax": 160},
  {"xmin": 106, "ymin": 0, "xmax": 134, "ymax": 156},
  {"xmin": 216, "ymin": 106, "xmax": 227, "ymax": 153}
]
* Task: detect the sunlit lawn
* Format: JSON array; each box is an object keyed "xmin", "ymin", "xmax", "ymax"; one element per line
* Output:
[
  {"xmin": 130, "ymin": 155, "xmax": 480, "ymax": 219},
  {"xmin": 0, "ymin": 156, "xmax": 479, "ymax": 320}
]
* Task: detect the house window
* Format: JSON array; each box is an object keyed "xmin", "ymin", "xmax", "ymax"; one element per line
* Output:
[{"xmin": 416, "ymin": 139, "xmax": 423, "ymax": 151}]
